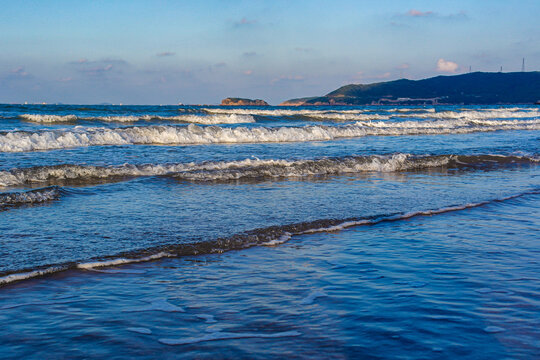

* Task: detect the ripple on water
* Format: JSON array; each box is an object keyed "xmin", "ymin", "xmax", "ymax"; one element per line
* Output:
[
  {"xmin": 123, "ymin": 299, "xmax": 185, "ymax": 313},
  {"xmin": 158, "ymin": 330, "xmax": 302, "ymax": 346},
  {"xmin": 127, "ymin": 327, "xmax": 152, "ymax": 335}
]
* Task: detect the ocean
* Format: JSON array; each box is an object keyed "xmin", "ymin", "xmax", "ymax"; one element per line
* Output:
[{"xmin": 0, "ymin": 104, "xmax": 539, "ymax": 359}]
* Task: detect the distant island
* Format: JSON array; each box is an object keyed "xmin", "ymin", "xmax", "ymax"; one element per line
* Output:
[
  {"xmin": 221, "ymin": 97, "xmax": 269, "ymax": 106},
  {"xmin": 281, "ymin": 72, "xmax": 540, "ymax": 106}
]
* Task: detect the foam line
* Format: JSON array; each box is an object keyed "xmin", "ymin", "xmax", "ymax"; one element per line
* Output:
[
  {"xmin": 1, "ymin": 188, "xmax": 539, "ymax": 287},
  {"xmin": 1, "ymin": 154, "xmax": 537, "ymax": 187},
  {"xmin": 77, "ymin": 252, "xmax": 172, "ymax": 269},
  {"xmin": 1, "ymin": 118, "xmax": 539, "ymax": 152},
  {"xmin": 19, "ymin": 114, "xmax": 255, "ymax": 124}
]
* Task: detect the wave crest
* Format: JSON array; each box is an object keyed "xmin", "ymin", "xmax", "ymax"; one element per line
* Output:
[
  {"xmin": 1, "ymin": 154, "xmax": 537, "ymax": 187},
  {"xmin": 2, "ymin": 188, "xmax": 538, "ymax": 285},
  {"xmin": 1, "ymin": 119, "xmax": 540, "ymax": 152},
  {"xmin": 0, "ymin": 186, "xmax": 62, "ymax": 208},
  {"xmin": 19, "ymin": 113, "xmax": 254, "ymax": 124}
]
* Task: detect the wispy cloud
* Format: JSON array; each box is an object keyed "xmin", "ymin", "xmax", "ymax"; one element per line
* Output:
[
  {"xmin": 2, "ymin": 66, "xmax": 32, "ymax": 81},
  {"xmin": 234, "ymin": 17, "xmax": 257, "ymax": 28},
  {"xmin": 401, "ymin": 9, "xmax": 467, "ymax": 20},
  {"xmin": 10, "ymin": 67, "xmax": 29, "ymax": 77},
  {"xmin": 69, "ymin": 58, "xmax": 128, "ymax": 66},
  {"xmin": 436, "ymin": 58, "xmax": 459, "ymax": 73},
  {"xmin": 80, "ymin": 64, "xmax": 114, "ymax": 76},
  {"xmin": 356, "ymin": 71, "xmax": 392, "ymax": 80},
  {"xmin": 69, "ymin": 58, "xmax": 128, "ymax": 77},
  {"xmin": 351, "ymin": 71, "xmax": 395, "ymax": 83},
  {"xmin": 373, "ymin": 72, "xmax": 391, "ymax": 79},
  {"xmin": 407, "ymin": 9, "xmax": 434, "ymax": 17},
  {"xmin": 242, "ymin": 51, "xmax": 258, "ymax": 58},
  {"xmin": 156, "ymin": 52, "xmax": 176, "ymax": 57},
  {"xmin": 243, "ymin": 70, "xmax": 253, "ymax": 76}
]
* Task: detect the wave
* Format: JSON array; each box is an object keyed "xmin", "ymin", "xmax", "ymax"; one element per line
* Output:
[
  {"xmin": 203, "ymin": 107, "xmax": 540, "ymax": 121},
  {"xmin": 204, "ymin": 108, "xmax": 374, "ymax": 116},
  {"xmin": 204, "ymin": 108, "xmax": 408, "ymax": 121},
  {"xmin": 309, "ymin": 109, "xmax": 540, "ymax": 121},
  {"xmin": 1, "ymin": 154, "xmax": 537, "ymax": 187},
  {"xmin": 0, "ymin": 186, "xmax": 62, "ymax": 208},
  {"xmin": 18, "ymin": 114, "xmax": 78, "ymax": 122},
  {"xmin": 1, "ymin": 188, "xmax": 538, "ymax": 286},
  {"xmin": 2, "ymin": 118, "xmax": 540, "ymax": 152},
  {"xmin": 19, "ymin": 113, "xmax": 254, "ymax": 124},
  {"xmin": 412, "ymin": 109, "xmax": 540, "ymax": 120}
]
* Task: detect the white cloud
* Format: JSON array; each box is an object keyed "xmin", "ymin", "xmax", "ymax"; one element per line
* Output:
[
  {"xmin": 436, "ymin": 58, "xmax": 459, "ymax": 73},
  {"xmin": 407, "ymin": 9, "xmax": 434, "ymax": 17}
]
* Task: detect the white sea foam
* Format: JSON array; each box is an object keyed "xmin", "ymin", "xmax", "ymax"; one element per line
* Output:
[
  {"xmin": 0, "ymin": 266, "xmax": 66, "ymax": 285},
  {"xmin": 1, "ymin": 188, "xmax": 538, "ymax": 286},
  {"xmin": 19, "ymin": 114, "xmax": 78, "ymax": 122},
  {"xmin": 2, "ymin": 118, "xmax": 539, "ymax": 152},
  {"xmin": 77, "ymin": 252, "xmax": 171, "ymax": 269},
  {"xmin": 2, "ymin": 154, "xmax": 537, "ymax": 187},
  {"xmin": 204, "ymin": 107, "xmax": 539, "ymax": 120},
  {"xmin": 411, "ymin": 109, "xmax": 540, "ymax": 120},
  {"xmin": 261, "ymin": 232, "xmax": 292, "ymax": 246},
  {"xmin": 19, "ymin": 113, "xmax": 254, "ymax": 124},
  {"xmin": 159, "ymin": 330, "xmax": 301, "ymax": 346},
  {"xmin": 301, "ymin": 220, "xmax": 369, "ymax": 234},
  {"xmin": 204, "ymin": 108, "xmax": 369, "ymax": 116},
  {"xmin": 0, "ymin": 187, "xmax": 61, "ymax": 205}
]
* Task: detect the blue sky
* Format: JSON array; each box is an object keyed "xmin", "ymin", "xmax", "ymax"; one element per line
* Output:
[{"xmin": 1, "ymin": 0, "xmax": 539, "ymax": 104}]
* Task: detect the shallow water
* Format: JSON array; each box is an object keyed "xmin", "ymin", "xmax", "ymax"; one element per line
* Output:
[
  {"xmin": 0, "ymin": 104, "xmax": 539, "ymax": 358},
  {"xmin": 1, "ymin": 193, "xmax": 538, "ymax": 359}
]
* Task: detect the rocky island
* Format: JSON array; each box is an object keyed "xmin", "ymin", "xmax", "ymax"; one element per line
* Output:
[
  {"xmin": 281, "ymin": 72, "xmax": 540, "ymax": 106},
  {"xmin": 221, "ymin": 98, "xmax": 269, "ymax": 106}
]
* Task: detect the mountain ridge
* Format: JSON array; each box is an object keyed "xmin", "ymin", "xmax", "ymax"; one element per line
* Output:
[{"xmin": 280, "ymin": 72, "xmax": 540, "ymax": 106}]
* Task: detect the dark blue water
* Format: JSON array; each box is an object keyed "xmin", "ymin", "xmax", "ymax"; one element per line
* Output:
[{"xmin": 0, "ymin": 104, "xmax": 539, "ymax": 358}]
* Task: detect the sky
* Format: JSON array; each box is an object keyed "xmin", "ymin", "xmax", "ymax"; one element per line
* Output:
[{"xmin": 1, "ymin": 0, "xmax": 539, "ymax": 105}]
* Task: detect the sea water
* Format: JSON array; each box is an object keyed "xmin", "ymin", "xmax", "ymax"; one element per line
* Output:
[{"xmin": 0, "ymin": 104, "xmax": 538, "ymax": 358}]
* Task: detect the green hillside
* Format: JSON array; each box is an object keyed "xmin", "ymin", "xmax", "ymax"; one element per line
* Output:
[{"xmin": 284, "ymin": 72, "xmax": 540, "ymax": 105}]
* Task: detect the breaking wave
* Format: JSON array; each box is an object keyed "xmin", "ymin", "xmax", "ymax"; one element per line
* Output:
[
  {"xmin": 204, "ymin": 108, "xmax": 374, "ymax": 117},
  {"xmin": 2, "ymin": 118, "xmax": 540, "ymax": 152},
  {"xmin": 19, "ymin": 113, "xmax": 254, "ymax": 124},
  {"xmin": 203, "ymin": 107, "xmax": 540, "ymax": 121},
  {"xmin": 0, "ymin": 186, "xmax": 62, "ymax": 208},
  {"xmin": 1, "ymin": 188, "xmax": 538, "ymax": 286},
  {"xmin": 1, "ymin": 154, "xmax": 537, "ymax": 187},
  {"xmin": 412, "ymin": 109, "xmax": 540, "ymax": 120}
]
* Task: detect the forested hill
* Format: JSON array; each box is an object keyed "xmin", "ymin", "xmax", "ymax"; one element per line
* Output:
[{"xmin": 281, "ymin": 72, "xmax": 540, "ymax": 105}]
